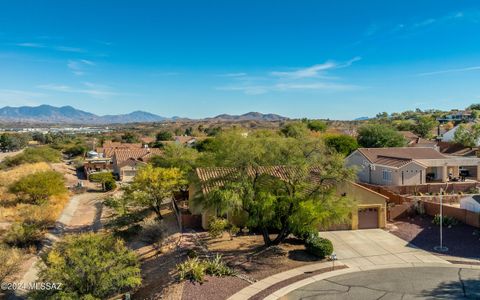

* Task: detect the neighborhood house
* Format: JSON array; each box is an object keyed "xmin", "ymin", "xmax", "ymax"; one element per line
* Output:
[
  {"xmin": 187, "ymin": 166, "xmax": 387, "ymax": 231},
  {"xmin": 346, "ymin": 147, "xmax": 480, "ymax": 186}
]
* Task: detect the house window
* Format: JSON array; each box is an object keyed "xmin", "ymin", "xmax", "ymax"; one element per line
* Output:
[{"xmin": 382, "ymin": 170, "xmax": 392, "ymax": 182}]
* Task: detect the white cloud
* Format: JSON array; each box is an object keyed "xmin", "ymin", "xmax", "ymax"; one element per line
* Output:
[
  {"xmin": 13, "ymin": 42, "xmax": 86, "ymax": 53},
  {"xmin": 0, "ymin": 89, "xmax": 45, "ymax": 106},
  {"xmin": 55, "ymin": 46, "xmax": 86, "ymax": 53},
  {"xmin": 417, "ymin": 65, "xmax": 480, "ymax": 76},
  {"xmin": 271, "ymin": 57, "xmax": 361, "ymax": 79},
  {"xmin": 220, "ymin": 73, "xmax": 247, "ymax": 77},
  {"xmin": 37, "ymin": 82, "xmax": 117, "ymax": 98},
  {"xmin": 67, "ymin": 59, "xmax": 95, "ymax": 76},
  {"xmin": 15, "ymin": 42, "xmax": 45, "ymax": 48},
  {"xmin": 218, "ymin": 57, "xmax": 361, "ymax": 95}
]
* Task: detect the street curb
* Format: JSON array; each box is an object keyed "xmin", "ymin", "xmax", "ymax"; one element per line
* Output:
[{"xmin": 264, "ymin": 262, "xmax": 480, "ymax": 300}]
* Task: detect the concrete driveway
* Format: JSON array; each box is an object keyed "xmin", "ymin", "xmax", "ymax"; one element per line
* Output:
[{"xmin": 321, "ymin": 229, "xmax": 448, "ymax": 268}]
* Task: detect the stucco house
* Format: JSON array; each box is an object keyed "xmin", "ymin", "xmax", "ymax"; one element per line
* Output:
[
  {"xmin": 112, "ymin": 148, "xmax": 162, "ymax": 181},
  {"xmin": 442, "ymin": 123, "xmax": 480, "ymax": 147},
  {"xmin": 188, "ymin": 166, "xmax": 387, "ymax": 231},
  {"xmin": 346, "ymin": 147, "xmax": 480, "ymax": 186}
]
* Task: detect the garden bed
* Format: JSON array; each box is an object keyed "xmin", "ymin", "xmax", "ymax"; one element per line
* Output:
[
  {"xmin": 388, "ymin": 215, "xmax": 480, "ymax": 259},
  {"xmin": 180, "ymin": 234, "xmax": 327, "ymax": 300}
]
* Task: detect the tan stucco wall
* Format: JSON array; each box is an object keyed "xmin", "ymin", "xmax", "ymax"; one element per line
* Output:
[
  {"xmin": 347, "ymin": 150, "xmax": 427, "ymax": 186},
  {"xmin": 337, "ymin": 181, "xmax": 387, "ymax": 229},
  {"xmin": 346, "ymin": 151, "xmax": 370, "ymax": 183}
]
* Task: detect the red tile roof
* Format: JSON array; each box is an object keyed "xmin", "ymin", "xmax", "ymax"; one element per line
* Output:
[{"xmin": 113, "ymin": 148, "xmax": 162, "ymax": 166}]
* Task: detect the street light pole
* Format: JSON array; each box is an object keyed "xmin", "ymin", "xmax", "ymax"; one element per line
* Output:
[{"xmin": 434, "ymin": 185, "xmax": 448, "ymax": 252}]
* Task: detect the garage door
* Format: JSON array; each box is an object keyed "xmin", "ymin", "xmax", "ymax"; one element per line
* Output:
[{"xmin": 358, "ymin": 208, "xmax": 379, "ymax": 229}]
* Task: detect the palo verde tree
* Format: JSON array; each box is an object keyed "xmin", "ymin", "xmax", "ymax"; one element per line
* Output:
[
  {"xmin": 125, "ymin": 164, "xmax": 186, "ymax": 219},
  {"xmin": 198, "ymin": 131, "xmax": 355, "ymax": 246},
  {"xmin": 33, "ymin": 233, "xmax": 141, "ymax": 300}
]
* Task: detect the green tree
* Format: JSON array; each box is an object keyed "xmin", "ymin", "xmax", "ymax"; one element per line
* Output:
[
  {"xmin": 468, "ymin": 104, "xmax": 480, "ymax": 111},
  {"xmin": 33, "ymin": 233, "xmax": 141, "ymax": 300},
  {"xmin": 64, "ymin": 144, "xmax": 87, "ymax": 157},
  {"xmin": 357, "ymin": 124, "xmax": 406, "ymax": 148},
  {"xmin": 280, "ymin": 122, "xmax": 309, "ymax": 138},
  {"xmin": 126, "ymin": 165, "xmax": 187, "ymax": 219},
  {"xmin": 323, "ymin": 134, "xmax": 358, "ymax": 156},
  {"xmin": 306, "ymin": 120, "xmax": 328, "ymax": 132},
  {"xmin": 121, "ymin": 132, "xmax": 139, "ymax": 143},
  {"xmin": 413, "ymin": 115, "xmax": 438, "ymax": 138},
  {"xmin": 1, "ymin": 147, "xmax": 61, "ymax": 169},
  {"xmin": 0, "ymin": 133, "xmax": 29, "ymax": 152},
  {"xmin": 156, "ymin": 131, "xmax": 174, "ymax": 141},
  {"xmin": 453, "ymin": 124, "xmax": 480, "ymax": 148},
  {"xmin": 198, "ymin": 131, "xmax": 354, "ymax": 246},
  {"xmin": 392, "ymin": 120, "xmax": 415, "ymax": 131},
  {"xmin": 9, "ymin": 171, "xmax": 67, "ymax": 204},
  {"xmin": 89, "ymin": 172, "xmax": 117, "ymax": 191},
  {"xmin": 149, "ymin": 143, "xmax": 199, "ymax": 174}
]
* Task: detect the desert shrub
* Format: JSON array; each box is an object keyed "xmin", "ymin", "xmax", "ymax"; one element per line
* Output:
[
  {"xmin": 9, "ymin": 170, "xmax": 67, "ymax": 204},
  {"xmin": 0, "ymin": 245, "xmax": 23, "ymax": 281},
  {"xmin": 305, "ymin": 235, "xmax": 333, "ymax": 259},
  {"xmin": 104, "ymin": 179, "xmax": 117, "ymax": 191},
  {"xmin": 177, "ymin": 257, "xmax": 207, "ymax": 283},
  {"xmin": 432, "ymin": 214, "xmax": 458, "ymax": 227},
  {"xmin": 413, "ymin": 200, "xmax": 425, "ymax": 215},
  {"xmin": 204, "ymin": 254, "xmax": 234, "ymax": 277},
  {"xmin": 3, "ymin": 222, "xmax": 43, "ymax": 248},
  {"xmin": 228, "ymin": 225, "xmax": 240, "ymax": 240},
  {"xmin": 177, "ymin": 255, "xmax": 233, "ymax": 283},
  {"xmin": 140, "ymin": 219, "xmax": 166, "ymax": 247},
  {"xmin": 32, "ymin": 232, "xmax": 141, "ymax": 299},
  {"xmin": 208, "ymin": 217, "xmax": 229, "ymax": 238},
  {"xmin": 1, "ymin": 147, "xmax": 61, "ymax": 169}
]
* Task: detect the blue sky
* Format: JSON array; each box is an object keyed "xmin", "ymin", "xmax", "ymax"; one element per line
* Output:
[{"xmin": 1, "ymin": 1, "xmax": 480, "ymax": 119}]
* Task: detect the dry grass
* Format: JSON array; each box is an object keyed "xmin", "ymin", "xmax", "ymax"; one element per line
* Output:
[
  {"xmin": 0, "ymin": 162, "xmax": 69, "ymax": 225},
  {"xmin": 0, "ymin": 162, "xmax": 51, "ymax": 191}
]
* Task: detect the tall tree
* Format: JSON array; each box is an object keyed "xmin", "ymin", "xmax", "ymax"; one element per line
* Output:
[
  {"xmin": 198, "ymin": 131, "xmax": 354, "ymax": 246},
  {"xmin": 280, "ymin": 122, "xmax": 310, "ymax": 138},
  {"xmin": 453, "ymin": 124, "xmax": 480, "ymax": 148},
  {"xmin": 357, "ymin": 124, "xmax": 406, "ymax": 148},
  {"xmin": 126, "ymin": 165, "xmax": 186, "ymax": 219},
  {"xmin": 414, "ymin": 115, "xmax": 438, "ymax": 138},
  {"xmin": 323, "ymin": 134, "xmax": 358, "ymax": 156}
]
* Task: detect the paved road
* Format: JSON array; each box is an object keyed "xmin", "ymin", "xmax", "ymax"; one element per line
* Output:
[{"xmin": 282, "ymin": 267, "xmax": 480, "ymax": 299}]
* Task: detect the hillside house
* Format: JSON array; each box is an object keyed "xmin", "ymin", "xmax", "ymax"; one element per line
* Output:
[
  {"xmin": 346, "ymin": 147, "xmax": 480, "ymax": 186},
  {"xmin": 112, "ymin": 148, "xmax": 162, "ymax": 181}
]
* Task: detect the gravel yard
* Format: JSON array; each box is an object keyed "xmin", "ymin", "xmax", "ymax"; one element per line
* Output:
[{"xmin": 388, "ymin": 215, "xmax": 480, "ymax": 260}]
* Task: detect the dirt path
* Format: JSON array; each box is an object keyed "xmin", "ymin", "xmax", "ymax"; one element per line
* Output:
[
  {"xmin": 11, "ymin": 191, "xmax": 107, "ymax": 299},
  {"xmin": 0, "ymin": 149, "xmax": 23, "ymax": 162}
]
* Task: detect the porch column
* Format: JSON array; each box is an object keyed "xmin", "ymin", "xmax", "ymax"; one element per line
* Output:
[
  {"xmin": 477, "ymin": 165, "xmax": 480, "ymax": 181},
  {"xmin": 442, "ymin": 165, "xmax": 448, "ymax": 182}
]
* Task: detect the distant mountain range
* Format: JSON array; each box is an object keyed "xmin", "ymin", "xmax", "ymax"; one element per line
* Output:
[
  {"xmin": 209, "ymin": 112, "xmax": 287, "ymax": 122},
  {"xmin": 0, "ymin": 105, "xmax": 288, "ymax": 124}
]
